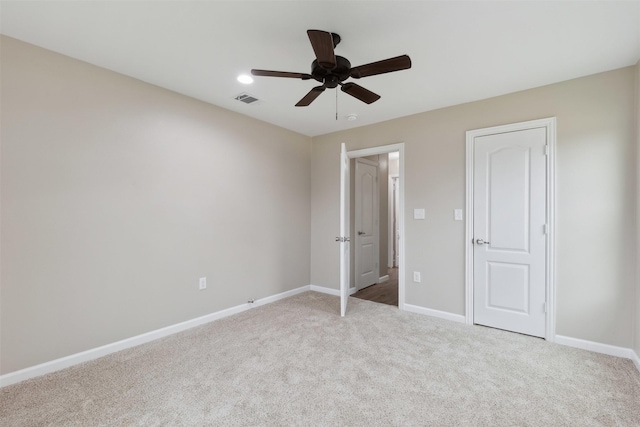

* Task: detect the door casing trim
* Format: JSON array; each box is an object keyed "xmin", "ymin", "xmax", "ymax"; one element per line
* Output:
[
  {"xmin": 465, "ymin": 118, "xmax": 556, "ymax": 341},
  {"xmin": 345, "ymin": 143, "xmax": 405, "ymax": 310}
]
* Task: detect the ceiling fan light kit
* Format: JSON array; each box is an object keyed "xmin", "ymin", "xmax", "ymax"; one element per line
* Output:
[
  {"xmin": 251, "ymin": 29, "xmax": 412, "ymax": 107},
  {"xmin": 236, "ymin": 74, "xmax": 253, "ymax": 84}
]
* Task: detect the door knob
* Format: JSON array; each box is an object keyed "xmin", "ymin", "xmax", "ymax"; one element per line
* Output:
[
  {"xmin": 475, "ymin": 238, "xmax": 490, "ymax": 245},
  {"xmin": 358, "ymin": 231, "xmax": 365, "ymax": 235}
]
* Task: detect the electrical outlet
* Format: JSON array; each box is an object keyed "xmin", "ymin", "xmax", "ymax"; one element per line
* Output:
[
  {"xmin": 199, "ymin": 277, "xmax": 207, "ymax": 290},
  {"xmin": 413, "ymin": 271, "xmax": 421, "ymax": 283}
]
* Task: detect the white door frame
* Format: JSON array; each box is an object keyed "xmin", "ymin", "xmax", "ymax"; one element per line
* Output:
[
  {"xmin": 355, "ymin": 157, "xmax": 380, "ymax": 291},
  {"xmin": 389, "ymin": 176, "xmax": 400, "ymax": 268},
  {"xmin": 465, "ymin": 118, "xmax": 556, "ymax": 341},
  {"xmin": 343, "ymin": 143, "xmax": 406, "ymax": 310},
  {"xmin": 339, "ymin": 143, "xmax": 350, "ymax": 316}
]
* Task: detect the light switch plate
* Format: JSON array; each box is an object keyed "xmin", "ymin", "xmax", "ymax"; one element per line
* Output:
[
  {"xmin": 454, "ymin": 209, "xmax": 463, "ymax": 221},
  {"xmin": 413, "ymin": 208, "xmax": 425, "ymax": 220}
]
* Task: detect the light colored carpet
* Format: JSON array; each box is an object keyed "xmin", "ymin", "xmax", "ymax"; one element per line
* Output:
[{"xmin": 2, "ymin": 292, "xmax": 639, "ymax": 426}]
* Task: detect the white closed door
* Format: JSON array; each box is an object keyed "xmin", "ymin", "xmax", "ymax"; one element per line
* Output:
[
  {"xmin": 473, "ymin": 127, "xmax": 547, "ymax": 337},
  {"xmin": 355, "ymin": 158, "xmax": 379, "ymax": 290}
]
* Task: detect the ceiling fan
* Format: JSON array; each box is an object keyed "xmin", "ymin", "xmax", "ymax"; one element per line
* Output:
[{"xmin": 251, "ymin": 30, "xmax": 412, "ymax": 107}]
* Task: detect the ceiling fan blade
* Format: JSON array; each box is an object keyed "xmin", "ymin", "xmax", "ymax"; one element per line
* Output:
[
  {"xmin": 307, "ymin": 30, "xmax": 336, "ymax": 69},
  {"xmin": 251, "ymin": 69, "xmax": 312, "ymax": 80},
  {"xmin": 350, "ymin": 55, "xmax": 412, "ymax": 79},
  {"xmin": 295, "ymin": 86, "xmax": 326, "ymax": 107},
  {"xmin": 340, "ymin": 82, "xmax": 381, "ymax": 104}
]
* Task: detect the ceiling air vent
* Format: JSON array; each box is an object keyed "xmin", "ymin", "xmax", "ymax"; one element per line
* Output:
[{"xmin": 234, "ymin": 93, "xmax": 261, "ymax": 105}]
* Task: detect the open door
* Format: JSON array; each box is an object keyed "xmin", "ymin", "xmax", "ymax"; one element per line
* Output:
[{"xmin": 339, "ymin": 143, "xmax": 350, "ymax": 317}]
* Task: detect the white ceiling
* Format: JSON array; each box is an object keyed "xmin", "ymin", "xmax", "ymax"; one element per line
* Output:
[{"xmin": 1, "ymin": 1, "xmax": 639, "ymax": 137}]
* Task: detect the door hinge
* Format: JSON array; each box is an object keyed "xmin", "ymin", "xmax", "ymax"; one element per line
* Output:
[
  {"xmin": 544, "ymin": 145, "xmax": 549, "ymax": 156},
  {"xmin": 543, "ymin": 224, "xmax": 548, "ymax": 235},
  {"xmin": 335, "ymin": 237, "xmax": 350, "ymax": 243},
  {"xmin": 543, "ymin": 302, "xmax": 547, "ymax": 313}
]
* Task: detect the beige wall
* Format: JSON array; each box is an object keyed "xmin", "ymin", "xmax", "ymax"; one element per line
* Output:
[
  {"xmin": 0, "ymin": 36, "xmax": 312, "ymax": 374},
  {"xmin": 311, "ymin": 66, "xmax": 637, "ymax": 348}
]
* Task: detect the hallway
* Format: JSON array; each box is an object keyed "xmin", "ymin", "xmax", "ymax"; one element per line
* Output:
[{"xmin": 352, "ymin": 267, "xmax": 398, "ymax": 306}]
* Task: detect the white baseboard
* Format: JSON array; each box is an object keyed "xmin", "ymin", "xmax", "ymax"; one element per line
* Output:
[
  {"xmin": 0, "ymin": 285, "xmax": 310, "ymax": 388},
  {"xmin": 309, "ymin": 284, "xmax": 357, "ymax": 296},
  {"xmin": 403, "ymin": 303, "xmax": 466, "ymax": 324},
  {"xmin": 400, "ymin": 312, "xmax": 640, "ymax": 374},
  {"xmin": 7, "ymin": 288, "xmax": 636, "ymax": 389},
  {"xmin": 378, "ymin": 275, "xmax": 389, "ymax": 284},
  {"xmin": 631, "ymin": 349, "xmax": 640, "ymax": 373},
  {"xmin": 309, "ymin": 284, "xmax": 339, "ymax": 296},
  {"xmin": 555, "ymin": 335, "xmax": 639, "ymax": 370},
  {"xmin": 250, "ymin": 285, "xmax": 309, "ymax": 308}
]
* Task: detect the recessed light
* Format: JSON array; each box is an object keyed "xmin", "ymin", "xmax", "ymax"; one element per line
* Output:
[
  {"xmin": 237, "ymin": 74, "xmax": 253, "ymax": 84},
  {"xmin": 346, "ymin": 114, "xmax": 358, "ymax": 121}
]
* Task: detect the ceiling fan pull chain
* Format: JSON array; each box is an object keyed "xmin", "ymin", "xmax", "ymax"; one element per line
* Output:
[{"xmin": 335, "ymin": 89, "xmax": 338, "ymax": 121}]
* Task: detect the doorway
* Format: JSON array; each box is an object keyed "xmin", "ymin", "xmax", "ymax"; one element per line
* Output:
[
  {"xmin": 339, "ymin": 143, "xmax": 404, "ymax": 316},
  {"xmin": 465, "ymin": 118, "xmax": 556, "ymax": 340},
  {"xmin": 352, "ymin": 152, "xmax": 399, "ymax": 307}
]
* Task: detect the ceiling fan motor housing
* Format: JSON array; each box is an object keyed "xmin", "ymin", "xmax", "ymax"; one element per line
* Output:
[{"xmin": 311, "ymin": 56, "xmax": 351, "ymax": 88}]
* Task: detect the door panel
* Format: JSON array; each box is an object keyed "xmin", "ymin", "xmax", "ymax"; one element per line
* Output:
[
  {"xmin": 489, "ymin": 147, "xmax": 530, "ymax": 252},
  {"xmin": 361, "ymin": 243, "xmax": 375, "ymax": 276},
  {"xmin": 355, "ymin": 159, "xmax": 379, "ymax": 290},
  {"xmin": 487, "ymin": 262, "xmax": 529, "ymax": 313},
  {"xmin": 473, "ymin": 128, "xmax": 546, "ymax": 337},
  {"xmin": 361, "ymin": 172, "xmax": 375, "ymax": 233}
]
